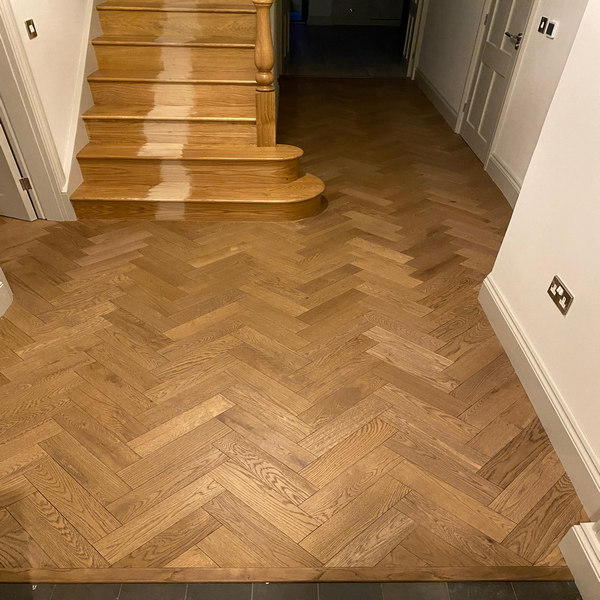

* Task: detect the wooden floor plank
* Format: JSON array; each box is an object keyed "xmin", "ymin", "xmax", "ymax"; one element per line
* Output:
[
  {"xmin": 94, "ymin": 476, "xmax": 222, "ymax": 564},
  {"xmin": 300, "ymin": 476, "xmax": 409, "ymax": 563},
  {"xmin": 210, "ymin": 461, "xmax": 321, "ymax": 543},
  {"xmin": 203, "ymin": 491, "xmax": 321, "ymax": 568},
  {"xmin": 8, "ymin": 493, "xmax": 107, "ymax": 568}
]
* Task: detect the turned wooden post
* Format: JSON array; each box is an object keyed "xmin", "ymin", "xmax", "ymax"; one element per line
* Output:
[{"xmin": 253, "ymin": 0, "xmax": 276, "ymax": 147}]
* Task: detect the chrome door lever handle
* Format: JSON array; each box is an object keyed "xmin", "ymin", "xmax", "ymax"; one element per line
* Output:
[{"xmin": 504, "ymin": 31, "xmax": 523, "ymax": 50}]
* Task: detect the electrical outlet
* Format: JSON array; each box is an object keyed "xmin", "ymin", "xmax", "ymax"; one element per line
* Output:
[
  {"xmin": 548, "ymin": 276, "xmax": 574, "ymax": 315},
  {"xmin": 546, "ymin": 20, "xmax": 558, "ymax": 39}
]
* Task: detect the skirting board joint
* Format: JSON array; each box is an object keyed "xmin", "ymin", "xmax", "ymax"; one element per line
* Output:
[{"xmin": 560, "ymin": 524, "xmax": 600, "ymax": 600}]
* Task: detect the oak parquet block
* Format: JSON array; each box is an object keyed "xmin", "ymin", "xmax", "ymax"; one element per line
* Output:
[
  {"xmin": 8, "ymin": 493, "xmax": 108, "ymax": 568},
  {"xmin": 203, "ymin": 491, "xmax": 321, "ymax": 567},
  {"xmin": 0, "ymin": 529, "xmax": 56, "ymax": 569},
  {"xmin": 300, "ymin": 476, "xmax": 409, "ymax": 563},
  {"xmin": 210, "ymin": 461, "xmax": 320, "ymax": 542},
  {"xmin": 396, "ymin": 492, "xmax": 530, "ymax": 567},
  {"xmin": 213, "ymin": 432, "xmax": 316, "ymax": 505},
  {"xmin": 24, "ymin": 460, "xmax": 120, "ymax": 543},
  {"xmin": 94, "ymin": 475, "xmax": 222, "ymax": 564}
]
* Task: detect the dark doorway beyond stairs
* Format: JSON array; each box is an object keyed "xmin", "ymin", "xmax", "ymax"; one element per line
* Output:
[{"xmin": 285, "ymin": 24, "xmax": 408, "ymax": 78}]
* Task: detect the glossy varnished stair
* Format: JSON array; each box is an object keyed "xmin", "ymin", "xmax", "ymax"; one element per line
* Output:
[{"xmin": 71, "ymin": 0, "xmax": 324, "ymax": 220}]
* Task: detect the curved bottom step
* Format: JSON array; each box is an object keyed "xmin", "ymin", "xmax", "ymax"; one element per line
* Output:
[{"xmin": 70, "ymin": 174, "xmax": 325, "ymax": 221}]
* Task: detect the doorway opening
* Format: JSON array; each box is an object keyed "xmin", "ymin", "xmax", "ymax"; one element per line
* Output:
[
  {"xmin": 290, "ymin": 0, "xmax": 309, "ymax": 23},
  {"xmin": 283, "ymin": 0, "xmax": 413, "ymax": 78},
  {"xmin": 460, "ymin": 0, "xmax": 536, "ymax": 163},
  {"xmin": 0, "ymin": 116, "xmax": 37, "ymax": 221}
]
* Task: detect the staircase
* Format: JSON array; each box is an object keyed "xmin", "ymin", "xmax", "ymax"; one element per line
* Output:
[{"xmin": 70, "ymin": 0, "xmax": 324, "ymax": 220}]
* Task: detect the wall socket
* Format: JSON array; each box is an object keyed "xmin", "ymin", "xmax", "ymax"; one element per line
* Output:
[{"xmin": 548, "ymin": 276, "xmax": 574, "ymax": 315}]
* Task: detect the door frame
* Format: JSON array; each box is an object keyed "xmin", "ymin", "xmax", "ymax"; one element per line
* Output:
[
  {"xmin": 0, "ymin": 110, "xmax": 38, "ymax": 220},
  {"xmin": 404, "ymin": 0, "xmax": 426, "ymax": 78},
  {"xmin": 456, "ymin": 0, "xmax": 540, "ymax": 156},
  {"xmin": 410, "ymin": 0, "xmax": 429, "ymax": 80},
  {"xmin": 0, "ymin": 1, "xmax": 76, "ymax": 221}
]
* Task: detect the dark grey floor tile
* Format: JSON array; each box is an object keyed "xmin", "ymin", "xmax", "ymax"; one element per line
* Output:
[
  {"xmin": 382, "ymin": 582, "xmax": 449, "ymax": 600},
  {"xmin": 0, "ymin": 584, "xmax": 54, "ymax": 600},
  {"xmin": 512, "ymin": 581, "xmax": 582, "ymax": 600},
  {"xmin": 253, "ymin": 583, "xmax": 317, "ymax": 600},
  {"xmin": 119, "ymin": 584, "xmax": 186, "ymax": 600},
  {"xmin": 319, "ymin": 583, "xmax": 383, "ymax": 600},
  {"xmin": 448, "ymin": 582, "xmax": 515, "ymax": 600},
  {"xmin": 51, "ymin": 584, "xmax": 121, "ymax": 600},
  {"xmin": 186, "ymin": 583, "xmax": 252, "ymax": 600}
]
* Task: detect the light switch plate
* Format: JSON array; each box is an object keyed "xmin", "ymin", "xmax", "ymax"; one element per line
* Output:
[
  {"xmin": 548, "ymin": 275, "xmax": 574, "ymax": 315},
  {"xmin": 546, "ymin": 20, "xmax": 558, "ymax": 38},
  {"xmin": 25, "ymin": 19, "xmax": 37, "ymax": 39}
]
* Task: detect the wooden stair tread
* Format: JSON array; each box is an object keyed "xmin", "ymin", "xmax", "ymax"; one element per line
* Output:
[
  {"xmin": 71, "ymin": 174, "xmax": 324, "ymax": 204},
  {"xmin": 77, "ymin": 143, "xmax": 303, "ymax": 161},
  {"xmin": 98, "ymin": 1, "xmax": 255, "ymax": 13},
  {"xmin": 93, "ymin": 34, "xmax": 254, "ymax": 47},
  {"xmin": 88, "ymin": 68, "xmax": 255, "ymax": 84},
  {"xmin": 83, "ymin": 104, "xmax": 256, "ymax": 122}
]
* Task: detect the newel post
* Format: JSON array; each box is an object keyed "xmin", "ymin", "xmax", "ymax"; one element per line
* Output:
[{"xmin": 253, "ymin": 0, "xmax": 276, "ymax": 147}]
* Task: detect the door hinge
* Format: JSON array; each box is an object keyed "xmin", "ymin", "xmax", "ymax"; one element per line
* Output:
[
  {"xmin": 484, "ymin": 12, "xmax": 489, "ymax": 26},
  {"xmin": 463, "ymin": 102, "xmax": 469, "ymax": 113},
  {"xmin": 19, "ymin": 177, "xmax": 32, "ymax": 191}
]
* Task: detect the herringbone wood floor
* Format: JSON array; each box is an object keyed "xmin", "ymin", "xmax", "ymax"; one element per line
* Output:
[{"xmin": 0, "ymin": 78, "xmax": 586, "ymax": 582}]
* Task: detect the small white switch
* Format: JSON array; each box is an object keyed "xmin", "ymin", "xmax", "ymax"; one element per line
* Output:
[{"xmin": 25, "ymin": 19, "xmax": 37, "ymax": 39}]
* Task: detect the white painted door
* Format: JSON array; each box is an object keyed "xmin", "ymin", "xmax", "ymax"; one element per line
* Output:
[
  {"xmin": 460, "ymin": 0, "xmax": 534, "ymax": 162},
  {"xmin": 0, "ymin": 119, "xmax": 36, "ymax": 221},
  {"xmin": 403, "ymin": 0, "xmax": 425, "ymax": 77}
]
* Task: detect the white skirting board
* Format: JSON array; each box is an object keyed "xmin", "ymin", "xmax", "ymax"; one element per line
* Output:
[
  {"xmin": 485, "ymin": 154, "xmax": 521, "ymax": 208},
  {"xmin": 480, "ymin": 277, "xmax": 600, "ymax": 597},
  {"xmin": 479, "ymin": 277, "xmax": 600, "ymax": 520},
  {"xmin": 560, "ymin": 524, "xmax": 600, "ymax": 600},
  {"xmin": 414, "ymin": 69, "xmax": 459, "ymax": 131},
  {"xmin": 0, "ymin": 269, "xmax": 13, "ymax": 318}
]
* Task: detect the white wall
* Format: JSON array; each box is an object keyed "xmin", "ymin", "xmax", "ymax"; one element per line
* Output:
[
  {"xmin": 416, "ymin": 0, "xmax": 486, "ymax": 117},
  {"xmin": 8, "ymin": 0, "xmax": 93, "ymax": 176},
  {"xmin": 486, "ymin": 0, "xmax": 600, "ymax": 514},
  {"xmin": 489, "ymin": 0, "xmax": 588, "ymax": 192}
]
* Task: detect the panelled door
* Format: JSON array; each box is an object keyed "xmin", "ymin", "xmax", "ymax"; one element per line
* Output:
[
  {"xmin": 0, "ymin": 119, "xmax": 36, "ymax": 221},
  {"xmin": 460, "ymin": 0, "xmax": 534, "ymax": 162}
]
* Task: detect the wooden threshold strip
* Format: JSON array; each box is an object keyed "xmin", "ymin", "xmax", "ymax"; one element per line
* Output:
[{"xmin": 0, "ymin": 567, "xmax": 573, "ymax": 583}]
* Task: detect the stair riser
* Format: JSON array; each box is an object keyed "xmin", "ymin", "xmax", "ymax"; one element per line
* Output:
[
  {"xmin": 94, "ymin": 45, "xmax": 256, "ymax": 74},
  {"xmin": 79, "ymin": 159, "xmax": 299, "ymax": 186},
  {"xmin": 89, "ymin": 81, "xmax": 255, "ymax": 108},
  {"xmin": 85, "ymin": 120, "xmax": 257, "ymax": 146},
  {"xmin": 98, "ymin": 10, "xmax": 256, "ymax": 39},
  {"xmin": 72, "ymin": 197, "xmax": 322, "ymax": 221}
]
